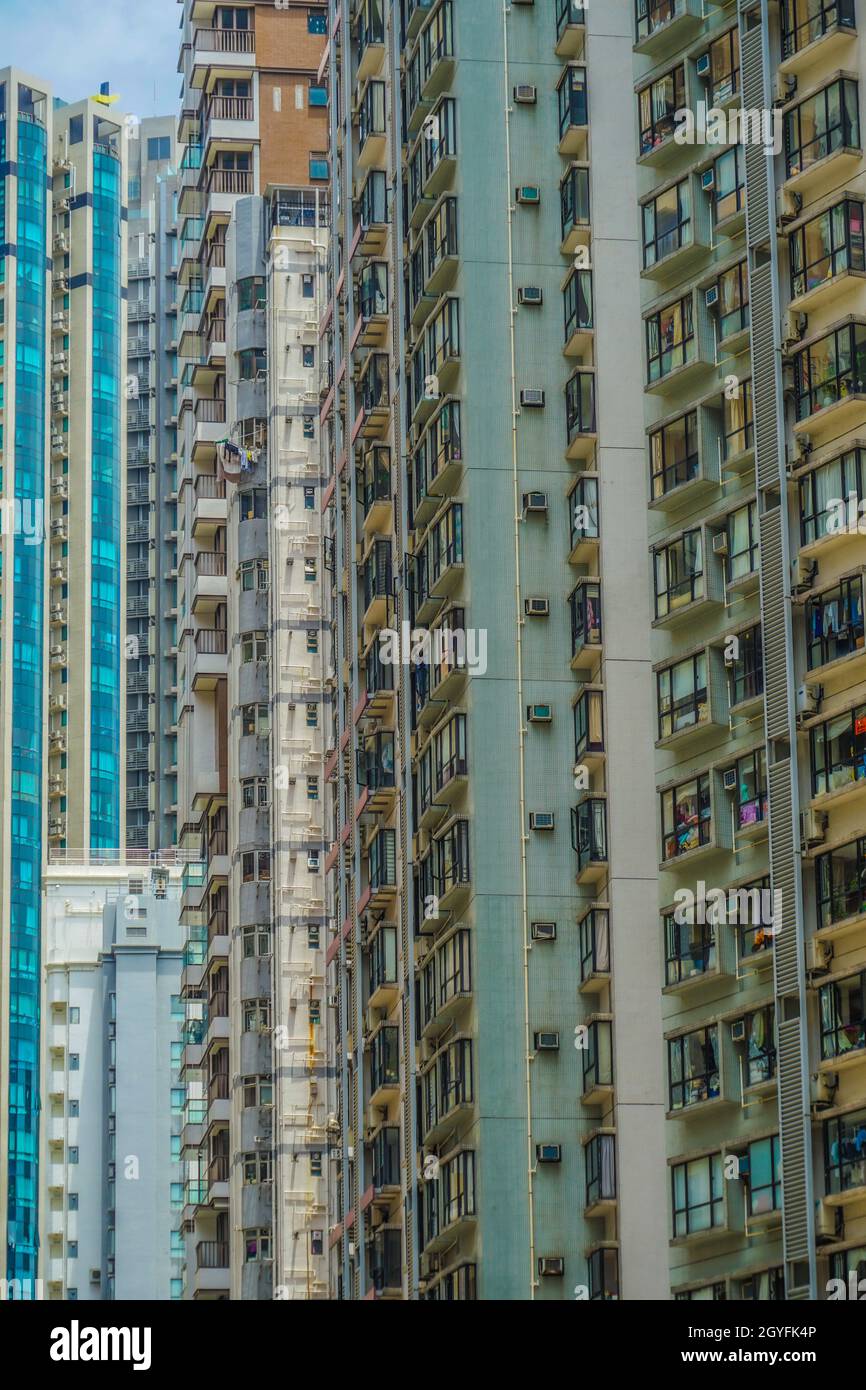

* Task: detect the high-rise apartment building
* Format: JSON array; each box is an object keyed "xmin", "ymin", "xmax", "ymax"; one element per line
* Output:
[
  {"xmin": 634, "ymin": 0, "xmax": 866, "ymax": 1300},
  {"xmin": 320, "ymin": 0, "xmax": 668, "ymax": 1300},
  {"xmin": 0, "ymin": 69, "xmax": 127, "ymax": 1293},
  {"xmin": 174, "ymin": 1, "xmax": 328, "ymax": 1299},
  {"xmin": 39, "ymin": 862, "xmax": 184, "ymax": 1301},
  {"xmin": 125, "ymin": 118, "xmax": 179, "ymax": 855}
]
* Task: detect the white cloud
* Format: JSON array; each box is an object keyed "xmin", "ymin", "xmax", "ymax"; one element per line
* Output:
[{"xmin": 0, "ymin": 0, "xmax": 178, "ymax": 118}]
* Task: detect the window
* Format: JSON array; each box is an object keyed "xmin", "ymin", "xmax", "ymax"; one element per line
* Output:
[
  {"xmin": 708, "ymin": 26, "xmax": 740, "ymax": 104},
  {"xmin": 307, "ymin": 8, "xmax": 327, "ymax": 33},
  {"xmin": 68, "ymin": 1100, "xmax": 79, "ymax": 1118},
  {"xmin": 782, "ymin": 1, "xmax": 856, "ymax": 60},
  {"xmin": 310, "ymin": 1151, "xmax": 323, "ymax": 1177},
  {"xmin": 241, "ymin": 777, "xmax": 269, "ymax": 809},
  {"xmin": 243, "ymin": 1152, "xmax": 273, "ymax": 1185},
  {"xmin": 790, "ymin": 199, "xmax": 865, "ymax": 298},
  {"xmin": 238, "ymin": 489, "xmax": 268, "ymax": 520},
  {"xmin": 302, "ymin": 274, "xmax": 315, "ymax": 298},
  {"xmin": 669, "ymin": 1026, "xmax": 720, "ymax": 1110},
  {"xmin": 304, "ymin": 418, "xmax": 315, "ymax": 438},
  {"xmin": 740, "ymin": 1267, "xmax": 785, "ymax": 1300},
  {"xmin": 729, "ymin": 624, "xmax": 763, "ymax": 707},
  {"xmin": 657, "ymin": 652, "xmax": 708, "ymax": 741},
  {"xmin": 785, "ymin": 78, "xmax": 860, "ymax": 178},
  {"xmin": 794, "ymin": 322, "xmax": 866, "ymax": 419},
  {"xmin": 306, "ymin": 776, "xmax": 319, "ymax": 800},
  {"xmin": 800, "ymin": 448, "xmax": 866, "ymax": 544},
  {"xmin": 726, "ymin": 500, "xmax": 758, "ymax": 581},
  {"xmin": 664, "ymin": 910, "xmax": 716, "ymax": 986},
  {"xmin": 241, "ymin": 631, "xmax": 268, "ymax": 663},
  {"xmin": 638, "ymin": 66, "xmax": 685, "ymax": 156},
  {"xmin": 713, "ymin": 145, "xmax": 745, "ymax": 224},
  {"xmin": 676, "ymin": 1282, "xmax": 727, "ymax": 1302},
  {"xmin": 309, "ymin": 1000, "xmax": 321, "ymax": 1025},
  {"xmin": 147, "ymin": 136, "xmax": 171, "ymax": 162},
  {"xmin": 244, "ymin": 1228, "xmax": 273, "ymax": 1261},
  {"xmin": 304, "ymin": 487, "xmax": 316, "ymax": 509},
  {"xmin": 646, "ymin": 296, "xmax": 694, "ymax": 382},
  {"xmin": 309, "ymin": 154, "xmax": 330, "ymax": 181},
  {"xmin": 303, "ymin": 345, "xmax": 315, "ymax": 368},
  {"xmin": 563, "ymin": 269, "xmax": 593, "ymax": 342},
  {"xmin": 717, "ymin": 261, "xmax": 750, "ymax": 341},
  {"xmin": 824, "ymin": 1104, "xmax": 866, "ymax": 1195},
  {"xmin": 672, "ymin": 1153, "xmax": 724, "ymax": 1237},
  {"xmin": 817, "ymin": 835, "xmax": 866, "ymax": 929},
  {"xmin": 243, "ymin": 1000, "xmax": 271, "ymax": 1033},
  {"xmin": 805, "ymin": 575, "xmax": 865, "ymax": 670},
  {"xmin": 660, "ymin": 774, "xmax": 712, "ymax": 860},
  {"xmin": 69, "ymin": 115, "xmax": 83, "ymax": 145},
  {"xmin": 242, "ymin": 925, "xmax": 271, "ymax": 958},
  {"xmin": 724, "ymin": 379, "xmax": 753, "ymax": 458},
  {"xmin": 306, "ymin": 704, "xmax": 319, "ymax": 728},
  {"xmin": 241, "ymin": 704, "xmax": 270, "ymax": 737},
  {"xmin": 241, "ymin": 851, "xmax": 271, "ymax": 883},
  {"xmin": 820, "ymin": 970, "xmax": 866, "ymax": 1059},
  {"xmin": 649, "ymin": 411, "xmax": 698, "ymax": 499},
  {"xmin": 311, "ymin": 1229, "xmax": 324, "ymax": 1256},
  {"xmin": 68, "ymin": 1241, "xmax": 78, "ymax": 1259},
  {"xmin": 811, "ymin": 702, "xmax": 866, "ymax": 796},
  {"xmin": 241, "ymin": 1076, "xmax": 273, "ymax": 1108},
  {"xmin": 68, "ymin": 1147, "xmax": 79, "ymax": 1164},
  {"xmin": 557, "ymin": 65, "xmax": 587, "ymax": 141},
  {"xmin": 733, "ymin": 875, "xmax": 774, "ymax": 957},
  {"xmin": 304, "ymin": 557, "xmax": 317, "ymax": 583},
  {"xmin": 68, "ymin": 1193, "xmax": 79, "ymax": 1211},
  {"xmin": 653, "ymin": 530, "xmax": 703, "ymax": 618},
  {"xmin": 642, "ymin": 180, "xmax": 691, "ymax": 268},
  {"xmin": 236, "ymin": 277, "xmax": 265, "ymax": 311},
  {"xmin": 69, "ymin": 1054, "xmax": 79, "ymax": 1071},
  {"xmin": 238, "ymin": 348, "xmax": 266, "ymax": 380},
  {"xmin": 307, "ymin": 631, "xmax": 319, "ymax": 654},
  {"xmin": 731, "ymin": 748, "xmax": 767, "ymax": 829},
  {"xmin": 746, "ymin": 1005, "xmax": 776, "ymax": 1086}
]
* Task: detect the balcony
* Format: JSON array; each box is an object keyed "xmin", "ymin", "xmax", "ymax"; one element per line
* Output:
[
  {"xmin": 783, "ymin": 78, "xmax": 861, "ymax": 198},
  {"xmin": 819, "ymin": 970, "xmax": 866, "ymax": 1074},
  {"xmin": 557, "ymin": 66, "xmax": 588, "ymax": 158},
  {"xmin": 412, "ymin": 399, "xmax": 462, "ymax": 528},
  {"xmin": 368, "ymin": 1228, "xmax": 402, "ymax": 1298},
  {"xmin": 579, "ymin": 907, "xmax": 611, "ymax": 995},
  {"xmin": 357, "ymin": 352, "xmax": 390, "ymax": 438},
  {"xmin": 363, "ymin": 635, "xmax": 396, "ymax": 717},
  {"xmin": 634, "ymin": 0, "xmax": 703, "ymax": 59},
  {"xmin": 568, "ymin": 474, "xmax": 599, "ymax": 566},
  {"xmin": 194, "ymin": 1239, "xmax": 230, "ymax": 1295},
  {"xmin": 193, "ymin": 626, "xmax": 228, "ymax": 691},
  {"xmin": 824, "ymin": 1105, "xmax": 866, "ymax": 1205},
  {"xmin": 574, "ymin": 687, "xmax": 605, "ymax": 770},
  {"xmin": 356, "ymin": 169, "xmax": 389, "ymax": 255},
  {"xmin": 792, "ymin": 318, "xmax": 866, "ymax": 442},
  {"xmin": 572, "ymin": 799, "xmax": 608, "ymax": 885},
  {"xmin": 584, "ymin": 1131, "xmax": 616, "ymax": 1217},
  {"xmin": 204, "ymin": 95, "xmax": 254, "ymax": 141},
  {"xmin": 193, "ymin": 550, "xmax": 228, "ymax": 613},
  {"xmin": 366, "ymin": 827, "xmax": 397, "ymax": 909},
  {"xmin": 565, "ymin": 368, "xmax": 597, "ymax": 460},
  {"xmin": 434, "ymin": 817, "xmax": 470, "ymax": 913},
  {"xmin": 361, "ymin": 446, "xmax": 392, "ymax": 536},
  {"xmin": 371, "ymin": 1124, "xmax": 401, "ymax": 1197},
  {"xmin": 369, "ymin": 1024, "xmax": 400, "ymax": 1105},
  {"xmin": 367, "ymin": 924, "xmax": 398, "ymax": 1012},
  {"xmin": 780, "ymin": 0, "xmax": 856, "ymax": 78},
  {"xmin": 660, "ymin": 772, "xmax": 731, "ymax": 869},
  {"xmin": 357, "ymin": 732, "xmax": 396, "ymax": 814},
  {"xmin": 803, "ymin": 572, "xmax": 866, "ymax": 686},
  {"xmin": 556, "ymin": 0, "xmax": 586, "ymax": 57},
  {"xmin": 193, "ymin": 397, "xmax": 227, "ymax": 460},
  {"xmin": 361, "ymin": 537, "xmax": 393, "ymax": 630},
  {"xmin": 357, "ymin": 0, "xmax": 386, "ymax": 82},
  {"xmin": 810, "ymin": 702, "xmax": 866, "ymax": 813},
  {"xmin": 357, "ymin": 261, "xmax": 389, "ymax": 346},
  {"xmin": 192, "ymin": 472, "xmax": 228, "ymax": 539},
  {"xmin": 560, "ymin": 164, "xmax": 591, "ymax": 255},
  {"xmin": 191, "ymin": 26, "xmax": 256, "ymax": 88},
  {"xmin": 581, "ymin": 1018, "xmax": 614, "ymax": 1108},
  {"xmin": 569, "ymin": 580, "xmax": 602, "ymax": 671},
  {"xmin": 358, "ymin": 81, "xmax": 387, "ymax": 169},
  {"xmin": 790, "ymin": 198, "xmax": 866, "ymax": 316}
]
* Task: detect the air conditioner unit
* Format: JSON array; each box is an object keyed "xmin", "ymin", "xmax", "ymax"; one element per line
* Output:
[
  {"xmin": 807, "ymin": 938, "xmax": 833, "ymax": 974},
  {"xmin": 723, "ymin": 767, "xmax": 738, "ymax": 792},
  {"xmin": 701, "ymin": 167, "xmax": 715, "ymax": 191},
  {"xmin": 89, "ymin": 1269, "xmax": 101, "ymax": 1284},
  {"xmin": 534, "ymin": 1031, "xmax": 560, "ymax": 1051},
  {"xmin": 327, "ymin": 993, "xmax": 338, "ymax": 1009},
  {"xmin": 777, "ymin": 187, "xmax": 802, "ymax": 224},
  {"xmin": 730, "ymin": 1018, "xmax": 746, "ymax": 1044},
  {"xmin": 516, "ymin": 185, "xmax": 541, "ymax": 205},
  {"xmin": 532, "ymin": 921, "xmax": 557, "ymax": 941},
  {"xmin": 696, "ymin": 52, "xmax": 711, "ymax": 77},
  {"xmin": 705, "ymin": 284, "xmax": 719, "ymax": 308},
  {"xmin": 792, "ymin": 554, "xmax": 818, "ymax": 593},
  {"xmin": 713, "ymin": 532, "xmax": 729, "ymax": 557},
  {"xmin": 530, "ymin": 812, "xmax": 555, "ymax": 831},
  {"xmin": 815, "ymin": 1199, "xmax": 840, "ymax": 1243},
  {"xmin": 813, "ymin": 1071, "xmax": 838, "ymax": 1111},
  {"xmin": 783, "ymin": 309, "xmax": 808, "ymax": 347},
  {"xmin": 518, "ymin": 286, "xmax": 543, "ymax": 305},
  {"xmin": 536, "ymin": 1144, "xmax": 562, "ymax": 1164},
  {"xmin": 521, "ymin": 388, "xmax": 545, "ymax": 407},
  {"xmin": 801, "ymin": 808, "xmax": 828, "ymax": 848},
  {"xmin": 796, "ymin": 683, "xmax": 822, "ymax": 720},
  {"xmin": 514, "ymin": 85, "xmax": 538, "ymax": 105},
  {"xmin": 525, "ymin": 597, "xmax": 550, "ymax": 617},
  {"xmin": 523, "ymin": 491, "xmax": 548, "ymax": 514},
  {"xmin": 527, "ymin": 704, "xmax": 553, "ymax": 724},
  {"xmin": 538, "ymin": 1257, "xmax": 564, "ymax": 1277},
  {"xmin": 55, "ymin": 197, "xmax": 71, "ymax": 213}
]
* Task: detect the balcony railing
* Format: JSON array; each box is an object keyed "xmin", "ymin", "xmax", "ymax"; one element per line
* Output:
[
  {"xmin": 207, "ymin": 169, "xmax": 253, "ymax": 196},
  {"xmin": 196, "ymin": 550, "xmax": 227, "ymax": 576},
  {"xmin": 196, "ymin": 1240, "xmax": 229, "ymax": 1270},
  {"xmin": 196, "ymin": 628, "xmax": 228, "ymax": 655},
  {"xmin": 194, "ymin": 27, "xmax": 255, "ymax": 53},
  {"xmin": 195, "ymin": 473, "xmax": 227, "ymax": 499},
  {"xmin": 195, "ymin": 398, "xmax": 227, "ymax": 424},
  {"xmin": 206, "ymin": 96, "xmax": 254, "ymax": 124}
]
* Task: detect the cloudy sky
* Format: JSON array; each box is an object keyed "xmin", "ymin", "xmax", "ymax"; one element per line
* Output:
[{"xmin": 0, "ymin": 0, "xmax": 178, "ymax": 119}]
